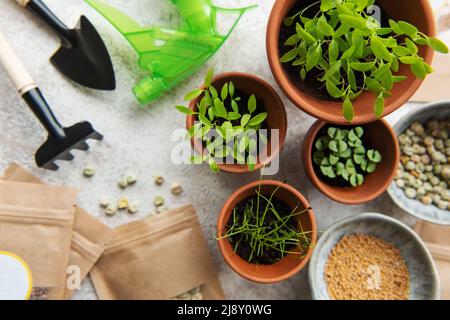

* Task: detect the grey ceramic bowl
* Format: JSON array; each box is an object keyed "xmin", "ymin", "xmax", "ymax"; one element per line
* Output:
[
  {"xmin": 387, "ymin": 101, "xmax": 450, "ymax": 225},
  {"xmin": 309, "ymin": 213, "xmax": 440, "ymax": 300}
]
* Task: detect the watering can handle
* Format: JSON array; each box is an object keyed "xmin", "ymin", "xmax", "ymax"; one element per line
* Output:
[{"xmin": 0, "ymin": 30, "xmax": 36, "ymax": 94}]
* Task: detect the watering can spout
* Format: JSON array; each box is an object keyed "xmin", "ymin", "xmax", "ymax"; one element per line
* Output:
[{"xmin": 133, "ymin": 77, "xmax": 167, "ymax": 105}]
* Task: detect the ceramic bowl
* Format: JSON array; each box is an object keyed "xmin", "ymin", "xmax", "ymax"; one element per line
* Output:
[
  {"xmin": 309, "ymin": 213, "xmax": 440, "ymax": 300},
  {"xmin": 387, "ymin": 101, "xmax": 450, "ymax": 225}
]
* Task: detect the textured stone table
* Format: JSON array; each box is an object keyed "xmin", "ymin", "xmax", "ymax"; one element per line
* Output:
[{"xmin": 0, "ymin": 0, "xmax": 420, "ymax": 300}]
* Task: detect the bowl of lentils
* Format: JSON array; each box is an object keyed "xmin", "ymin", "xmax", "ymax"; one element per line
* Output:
[{"xmin": 388, "ymin": 101, "xmax": 450, "ymax": 225}]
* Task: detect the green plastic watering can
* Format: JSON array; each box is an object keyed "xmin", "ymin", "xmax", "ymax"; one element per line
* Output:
[{"xmin": 85, "ymin": 0, "xmax": 255, "ymax": 105}]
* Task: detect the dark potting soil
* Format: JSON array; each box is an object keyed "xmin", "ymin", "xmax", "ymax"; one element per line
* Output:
[
  {"xmin": 278, "ymin": 0, "xmax": 390, "ymax": 101},
  {"xmin": 312, "ymin": 124, "xmax": 373, "ymax": 188},
  {"xmin": 226, "ymin": 195, "xmax": 303, "ymax": 265},
  {"xmin": 197, "ymin": 87, "xmax": 271, "ymax": 161}
]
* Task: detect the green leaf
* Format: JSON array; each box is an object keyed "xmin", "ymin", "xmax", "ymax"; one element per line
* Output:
[
  {"xmin": 280, "ymin": 47, "xmax": 298, "ymax": 63},
  {"xmin": 329, "ymin": 39, "xmax": 340, "ymax": 62},
  {"xmin": 350, "ymin": 61, "xmax": 376, "ymax": 72},
  {"xmin": 329, "ymin": 140, "xmax": 338, "ymax": 152},
  {"xmin": 371, "ymin": 36, "xmax": 392, "ymax": 62},
  {"xmin": 398, "ymin": 21, "xmax": 418, "ymax": 37},
  {"xmin": 241, "ymin": 114, "xmax": 251, "ymax": 127},
  {"xmin": 393, "ymin": 46, "xmax": 411, "ymax": 57},
  {"xmin": 320, "ymin": 0, "xmax": 335, "ymax": 11},
  {"xmin": 284, "ymin": 34, "xmax": 300, "ymax": 46},
  {"xmin": 389, "ymin": 20, "xmax": 403, "ymax": 35},
  {"xmin": 339, "ymin": 14, "xmax": 367, "ymax": 29},
  {"xmin": 176, "ymin": 105, "xmax": 195, "ymax": 115},
  {"xmin": 399, "ymin": 56, "xmax": 423, "ymax": 64},
  {"xmin": 296, "ymin": 23, "xmax": 316, "ymax": 43},
  {"xmin": 214, "ymin": 98, "xmax": 228, "ymax": 118},
  {"xmin": 198, "ymin": 114, "xmax": 212, "ymax": 127},
  {"xmin": 374, "ymin": 92, "xmax": 384, "ymax": 118},
  {"xmin": 326, "ymin": 80, "xmax": 343, "ymax": 99},
  {"xmin": 208, "ymin": 158, "xmax": 220, "ymax": 173},
  {"xmin": 392, "ymin": 75, "xmax": 407, "ymax": 83},
  {"xmin": 184, "ymin": 89, "xmax": 203, "ymax": 101},
  {"xmin": 205, "ymin": 68, "xmax": 214, "ymax": 87},
  {"xmin": 341, "ymin": 45, "xmax": 355, "ymax": 60},
  {"xmin": 428, "ymin": 37, "xmax": 449, "ymax": 54},
  {"xmin": 329, "ymin": 154, "xmax": 339, "ymax": 165},
  {"xmin": 208, "ymin": 106, "xmax": 215, "ymax": 121},
  {"xmin": 227, "ymin": 112, "xmax": 241, "ymax": 121},
  {"xmin": 230, "ymin": 100, "xmax": 239, "ymax": 113},
  {"xmin": 248, "ymin": 113, "xmax": 268, "ymax": 126},
  {"xmin": 327, "ymin": 127, "xmax": 337, "ymax": 139},
  {"xmin": 321, "ymin": 166, "xmax": 336, "ymax": 178},
  {"xmin": 411, "ymin": 62, "xmax": 427, "ymax": 79},
  {"xmin": 405, "ymin": 39, "xmax": 418, "ymax": 55},
  {"xmin": 221, "ymin": 83, "xmax": 228, "ymax": 101},
  {"xmin": 366, "ymin": 162, "xmax": 377, "ymax": 173},
  {"xmin": 209, "ymin": 85, "xmax": 218, "ymax": 98},
  {"xmin": 229, "ymin": 82, "xmax": 235, "ymax": 97},
  {"xmin": 239, "ymin": 136, "xmax": 249, "ymax": 153},
  {"xmin": 347, "ymin": 68, "xmax": 357, "ymax": 91},
  {"xmin": 318, "ymin": 19, "xmax": 334, "ymax": 37},
  {"xmin": 343, "ymin": 97, "xmax": 354, "ymax": 122},
  {"xmin": 248, "ymin": 94, "xmax": 257, "ymax": 114},
  {"xmin": 306, "ymin": 43, "xmax": 322, "ymax": 71}
]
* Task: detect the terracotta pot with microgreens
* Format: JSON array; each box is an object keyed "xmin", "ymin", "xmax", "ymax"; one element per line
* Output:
[
  {"xmin": 302, "ymin": 119, "xmax": 400, "ymax": 204},
  {"xmin": 267, "ymin": 0, "xmax": 448, "ymax": 124},
  {"xmin": 217, "ymin": 180, "xmax": 317, "ymax": 283},
  {"xmin": 180, "ymin": 69, "xmax": 287, "ymax": 174}
]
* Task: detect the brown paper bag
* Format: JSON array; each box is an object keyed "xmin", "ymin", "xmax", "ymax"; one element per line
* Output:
[
  {"xmin": 90, "ymin": 205, "xmax": 225, "ymax": 300},
  {"xmin": 2, "ymin": 163, "xmax": 115, "ymax": 299},
  {"xmin": 414, "ymin": 221, "xmax": 450, "ymax": 300},
  {"xmin": 0, "ymin": 180, "xmax": 77, "ymax": 300}
]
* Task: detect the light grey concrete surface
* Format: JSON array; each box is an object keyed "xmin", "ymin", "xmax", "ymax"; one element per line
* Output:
[{"xmin": 0, "ymin": 0, "xmax": 423, "ymax": 300}]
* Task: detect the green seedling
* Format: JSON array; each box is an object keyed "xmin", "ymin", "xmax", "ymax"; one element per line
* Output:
[
  {"xmin": 281, "ymin": 0, "xmax": 449, "ymax": 122},
  {"xmin": 313, "ymin": 126, "xmax": 382, "ymax": 187},
  {"xmin": 177, "ymin": 69, "xmax": 268, "ymax": 172},
  {"xmin": 85, "ymin": 0, "xmax": 256, "ymax": 105},
  {"xmin": 218, "ymin": 182, "xmax": 313, "ymax": 264}
]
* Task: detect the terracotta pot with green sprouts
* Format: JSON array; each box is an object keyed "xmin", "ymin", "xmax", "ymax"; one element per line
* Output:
[
  {"xmin": 267, "ymin": 0, "xmax": 448, "ymax": 124},
  {"xmin": 217, "ymin": 180, "xmax": 317, "ymax": 283}
]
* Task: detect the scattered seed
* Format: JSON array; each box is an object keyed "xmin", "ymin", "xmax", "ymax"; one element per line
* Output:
[
  {"xmin": 405, "ymin": 188, "xmax": 416, "ymax": 199},
  {"xmin": 126, "ymin": 175, "xmax": 137, "ymax": 185},
  {"xmin": 156, "ymin": 206, "xmax": 169, "ymax": 213},
  {"xmin": 83, "ymin": 167, "xmax": 96, "ymax": 178},
  {"xmin": 171, "ymin": 182, "xmax": 183, "ymax": 195},
  {"xmin": 128, "ymin": 204, "xmax": 138, "ymax": 214},
  {"xmin": 100, "ymin": 197, "xmax": 110, "ymax": 208},
  {"xmin": 105, "ymin": 205, "xmax": 118, "ymax": 216},
  {"xmin": 118, "ymin": 179, "xmax": 128, "ymax": 189},
  {"xmin": 118, "ymin": 198, "xmax": 129, "ymax": 210},
  {"xmin": 153, "ymin": 196, "xmax": 165, "ymax": 207},
  {"xmin": 154, "ymin": 176, "xmax": 164, "ymax": 186}
]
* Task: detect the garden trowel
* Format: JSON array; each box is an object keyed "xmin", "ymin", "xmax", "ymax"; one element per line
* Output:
[
  {"xmin": 0, "ymin": 30, "xmax": 103, "ymax": 170},
  {"xmin": 15, "ymin": 0, "xmax": 116, "ymax": 91}
]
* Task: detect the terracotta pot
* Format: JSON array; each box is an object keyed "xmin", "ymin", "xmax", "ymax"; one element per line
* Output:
[
  {"xmin": 267, "ymin": 0, "xmax": 436, "ymax": 124},
  {"xmin": 217, "ymin": 180, "xmax": 317, "ymax": 283},
  {"xmin": 302, "ymin": 120, "xmax": 400, "ymax": 204},
  {"xmin": 186, "ymin": 72, "xmax": 287, "ymax": 173}
]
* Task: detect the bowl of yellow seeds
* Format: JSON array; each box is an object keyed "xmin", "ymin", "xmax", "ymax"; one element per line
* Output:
[{"xmin": 309, "ymin": 213, "xmax": 440, "ymax": 300}]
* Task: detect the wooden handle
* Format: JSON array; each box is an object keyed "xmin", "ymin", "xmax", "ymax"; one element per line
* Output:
[
  {"xmin": 0, "ymin": 31, "xmax": 36, "ymax": 94},
  {"xmin": 16, "ymin": 0, "xmax": 30, "ymax": 7}
]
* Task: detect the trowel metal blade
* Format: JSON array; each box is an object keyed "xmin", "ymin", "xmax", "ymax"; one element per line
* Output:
[{"xmin": 50, "ymin": 16, "xmax": 115, "ymax": 91}]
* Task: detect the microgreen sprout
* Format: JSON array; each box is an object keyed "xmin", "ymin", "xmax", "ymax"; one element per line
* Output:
[
  {"xmin": 313, "ymin": 126, "xmax": 382, "ymax": 187},
  {"xmin": 177, "ymin": 68, "xmax": 269, "ymax": 172},
  {"xmin": 218, "ymin": 182, "xmax": 313, "ymax": 264},
  {"xmin": 281, "ymin": 0, "xmax": 449, "ymax": 122}
]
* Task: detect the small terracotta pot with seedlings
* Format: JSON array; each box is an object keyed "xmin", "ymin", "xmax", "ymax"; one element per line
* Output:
[
  {"xmin": 267, "ymin": 0, "xmax": 448, "ymax": 124},
  {"xmin": 217, "ymin": 180, "xmax": 317, "ymax": 283},
  {"xmin": 302, "ymin": 119, "xmax": 400, "ymax": 204},
  {"xmin": 180, "ymin": 69, "xmax": 287, "ymax": 174}
]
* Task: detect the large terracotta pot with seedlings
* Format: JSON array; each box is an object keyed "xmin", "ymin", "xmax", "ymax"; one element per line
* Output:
[
  {"xmin": 267, "ymin": 0, "xmax": 448, "ymax": 124},
  {"xmin": 217, "ymin": 180, "xmax": 317, "ymax": 283},
  {"xmin": 181, "ymin": 70, "xmax": 287, "ymax": 174},
  {"xmin": 302, "ymin": 119, "xmax": 400, "ymax": 204}
]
